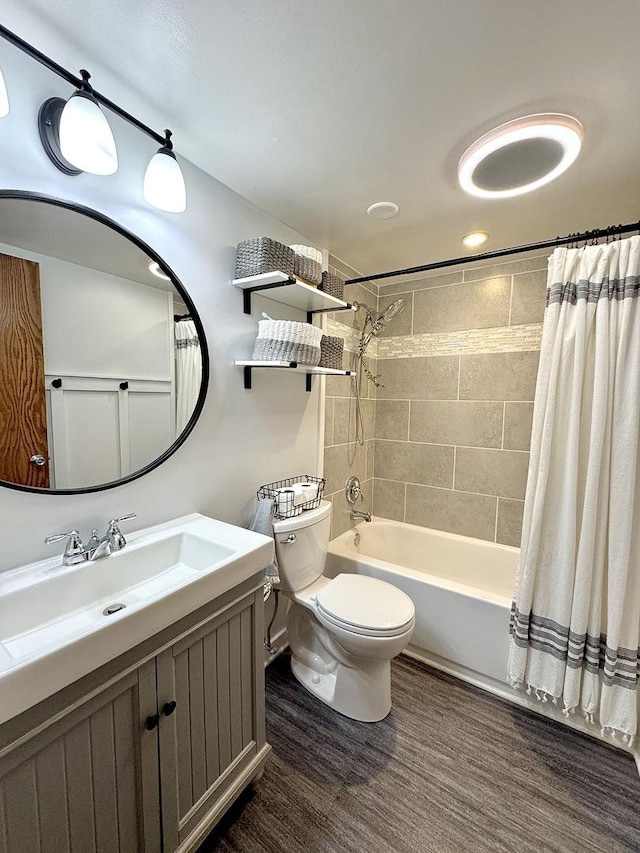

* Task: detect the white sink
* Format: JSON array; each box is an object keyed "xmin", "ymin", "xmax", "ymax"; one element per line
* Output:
[{"xmin": 0, "ymin": 514, "xmax": 274, "ymax": 725}]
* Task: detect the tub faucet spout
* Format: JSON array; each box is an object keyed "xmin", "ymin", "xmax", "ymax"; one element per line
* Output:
[{"xmin": 351, "ymin": 510, "xmax": 372, "ymax": 523}]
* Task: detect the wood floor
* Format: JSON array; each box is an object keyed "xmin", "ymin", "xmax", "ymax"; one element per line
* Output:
[{"xmin": 200, "ymin": 654, "xmax": 640, "ymax": 853}]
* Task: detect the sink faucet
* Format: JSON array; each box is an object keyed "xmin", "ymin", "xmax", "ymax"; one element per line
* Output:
[
  {"xmin": 350, "ymin": 510, "xmax": 372, "ymax": 523},
  {"xmin": 45, "ymin": 513, "xmax": 136, "ymax": 565}
]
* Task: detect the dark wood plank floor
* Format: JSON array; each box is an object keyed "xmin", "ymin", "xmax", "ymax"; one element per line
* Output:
[{"xmin": 200, "ymin": 654, "xmax": 640, "ymax": 853}]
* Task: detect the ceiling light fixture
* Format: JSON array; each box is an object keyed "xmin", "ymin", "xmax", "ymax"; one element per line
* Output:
[
  {"xmin": 461, "ymin": 231, "xmax": 490, "ymax": 249},
  {"xmin": 0, "ymin": 23, "xmax": 187, "ymax": 212},
  {"xmin": 0, "ymin": 67, "xmax": 9, "ymax": 117},
  {"xmin": 458, "ymin": 113, "xmax": 583, "ymax": 199},
  {"xmin": 367, "ymin": 201, "xmax": 399, "ymax": 219}
]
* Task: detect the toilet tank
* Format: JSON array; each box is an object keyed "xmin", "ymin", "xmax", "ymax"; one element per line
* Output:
[{"xmin": 273, "ymin": 501, "xmax": 332, "ymax": 593}]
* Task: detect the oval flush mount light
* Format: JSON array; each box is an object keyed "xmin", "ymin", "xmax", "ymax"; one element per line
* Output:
[
  {"xmin": 367, "ymin": 201, "xmax": 399, "ymax": 219},
  {"xmin": 461, "ymin": 231, "xmax": 489, "ymax": 249},
  {"xmin": 458, "ymin": 113, "xmax": 583, "ymax": 199}
]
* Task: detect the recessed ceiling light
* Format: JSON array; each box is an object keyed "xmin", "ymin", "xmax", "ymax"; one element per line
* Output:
[
  {"xmin": 367, "ymin": 201, "xmax": 399, "ymax": 219},
  {"xmin": 461, "ymin": 231, "xmax": 490, "ymax": 249},
  {"xmin": 458, "ymin": 113, "xmax": 583, "ymax": 199},
  {"xmin": 148, "ymin": 259, "xmax": 171, "ymax": 280}
]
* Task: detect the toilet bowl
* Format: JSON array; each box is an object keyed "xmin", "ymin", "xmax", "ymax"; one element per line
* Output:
[{"xmin": 273, "ymin": 501, "xmax": 415, "ymax": 722}]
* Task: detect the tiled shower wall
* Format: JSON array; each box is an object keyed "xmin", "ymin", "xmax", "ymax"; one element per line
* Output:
[
  {"xmin": 323, "ymin": 257, "xmax": 378, "ymax": 538},
  {"xmin": 373, "ymin": 255, "xmax": 548, "ymax": 546}
]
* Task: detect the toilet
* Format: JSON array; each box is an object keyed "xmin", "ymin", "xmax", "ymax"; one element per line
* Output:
[{"xmin": 273, "ymin": 501, "xmax": 415, "ymax": 722}]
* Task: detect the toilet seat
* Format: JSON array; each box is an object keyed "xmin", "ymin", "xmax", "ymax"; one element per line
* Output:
[{"xmin": 315, "ymin": 574, "xmax": 415, "ymax": 637}]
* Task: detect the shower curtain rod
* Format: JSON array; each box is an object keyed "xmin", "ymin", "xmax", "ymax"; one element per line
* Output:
[{"xmin": 345, "ymin": 219, "xmax": 640, "ymax": 285}]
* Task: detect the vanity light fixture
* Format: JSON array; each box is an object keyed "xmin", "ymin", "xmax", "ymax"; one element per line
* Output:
[
  {"xmin": 458, "ymin": 113, "xmax": 583, "ymax": 199},
  {"xmin": 57, "ymin": 70, "xmax": 118, "ymax": 175},
  {"xmin": 144, "ymin": 130, "xmax": 187, "ymax": 213},
  {"xmin": 461, "ymin": 231, "xmax": 490, "ymax": 249},
  {"xmin": 0, "ymin": 67, "xmax": 9, "ymax": 117},
  {"xmin": 0, "ymin": 23, "xmax": 187, "ymax": 212}
]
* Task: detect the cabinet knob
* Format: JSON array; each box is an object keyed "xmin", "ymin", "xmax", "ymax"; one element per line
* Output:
[
  {"xmin": 162, "ymin": 700, "xmax": 177, "ymax": 717},
  {"xmin": 145, "ymin": 713, "xmax": 160, "ymax": 731}
]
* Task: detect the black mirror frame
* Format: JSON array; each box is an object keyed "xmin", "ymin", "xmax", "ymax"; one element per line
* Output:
[{"xmin": 0, "ymin": 190, "xmax": 209, "ymax": 495}]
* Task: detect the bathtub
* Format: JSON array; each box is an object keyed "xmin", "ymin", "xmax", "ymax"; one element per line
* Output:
[{"xmin": 325, "ymin": 517, "xmax": 518, "ymax": 686}]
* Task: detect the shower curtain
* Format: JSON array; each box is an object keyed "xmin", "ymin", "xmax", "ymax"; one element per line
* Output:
[
  {"xmin": 508, "ymin": 236, "xmax": 640, "ymax": 746},
  {"xmin": 175, "ymin": 319, "xmax": 202, "ymax": 434}
]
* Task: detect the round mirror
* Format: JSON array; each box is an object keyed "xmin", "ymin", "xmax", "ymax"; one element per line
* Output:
[{"xmin": 0, "ymin": 192, "xmax": 208, "ymax": 493}]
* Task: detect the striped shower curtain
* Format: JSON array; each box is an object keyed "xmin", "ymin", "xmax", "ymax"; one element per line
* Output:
[{"xmin": 508, "ymin": 236, "xmax": 640, "ymax": 746}]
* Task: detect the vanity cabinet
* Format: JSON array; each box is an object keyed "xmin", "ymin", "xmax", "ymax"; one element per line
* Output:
[{"xmin": 0, "ymin": 575, "xmax": 269, "ymax": 853}]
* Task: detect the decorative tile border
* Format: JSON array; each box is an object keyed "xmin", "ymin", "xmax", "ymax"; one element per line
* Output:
[
  {"xmin": 325, "ymin": 317, "xmax": 378, "ymax": 355},
  {"xmin": 377, "ymin": 323, "xmax": 543, "ymax": 359}
]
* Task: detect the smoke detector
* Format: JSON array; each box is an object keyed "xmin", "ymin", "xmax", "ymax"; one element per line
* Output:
[
  {"xmin": 458, "ymin": 113, "xmax": 583, "ymax": 199},
  {"xmin": 367, "ymin": 201, "xmax": 399, "ymax": 219}
]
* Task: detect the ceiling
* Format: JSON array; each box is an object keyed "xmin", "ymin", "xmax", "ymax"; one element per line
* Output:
[{"xmin": 3, "ymin": 1, "xmax": 640, "ymax": 276}]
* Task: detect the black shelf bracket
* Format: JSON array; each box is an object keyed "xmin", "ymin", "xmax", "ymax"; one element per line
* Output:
[
  {"xmin": 243, "ymin": 365, "xmax": 252, "ymax": 389},
  {"xmin": 241, "ymin": 279, "xmax": 296, "ymax": 314}
]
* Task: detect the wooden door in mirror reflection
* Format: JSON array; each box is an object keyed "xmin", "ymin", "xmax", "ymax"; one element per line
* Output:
[{"xmin": 0, "ymin": 252, "xmax": 50, "ymax": 487}]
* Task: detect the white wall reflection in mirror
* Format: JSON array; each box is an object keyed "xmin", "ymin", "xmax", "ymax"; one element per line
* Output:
[{"xmin": 0, "ymin": 195, "xmax": 207, "ymax": 492}]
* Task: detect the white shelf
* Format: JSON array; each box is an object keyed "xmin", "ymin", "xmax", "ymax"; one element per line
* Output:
[
  {"xmin": 233, "ymin": 271, "xmax": 356, "ymax": 314},
  {"xmin": 234, "ymin": 360, "xmax": 352, "ymax": 390}
]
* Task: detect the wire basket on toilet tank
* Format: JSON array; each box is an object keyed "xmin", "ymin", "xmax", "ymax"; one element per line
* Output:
[{"xmin": 257, "ymin": 474, "xmax": 326, "ymax": 519}]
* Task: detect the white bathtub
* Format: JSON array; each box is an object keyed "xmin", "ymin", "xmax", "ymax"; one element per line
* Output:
[{"xmin": 325, "ymin": 517, "xmax": 518, "ymax": 685}]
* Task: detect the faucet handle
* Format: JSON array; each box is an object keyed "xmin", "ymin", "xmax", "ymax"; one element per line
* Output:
[
  {"xmin": 106, "ymin": 513, "xmax": 136, "ymax": 551},
  {"xmin": 44, "ymin": 530, "xmax": 86, "ymax": 565},
  {"xmin": 110, "ymin": 513, "xmax": 136, "ymax": 525}
]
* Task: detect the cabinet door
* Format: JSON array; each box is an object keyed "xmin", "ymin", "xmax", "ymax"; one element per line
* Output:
[
  {"xmin": 157, "ymin": 588, "xmax": 265, "ymax": 851},
  {"xmin": 0, "ymin": 661, "xmax": 161, "ymax": 853}
]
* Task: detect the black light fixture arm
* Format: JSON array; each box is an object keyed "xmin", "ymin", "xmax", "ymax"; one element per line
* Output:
[
  {"xmin": 346, "ymin": 220, "xmax": 640, "ymax": 285},
  {"xmin": 0, "ymin": 23, "xmax": 167, "ymax": 146}
]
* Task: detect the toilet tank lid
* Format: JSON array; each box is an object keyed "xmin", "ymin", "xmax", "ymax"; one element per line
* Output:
[{"xmin": 272, "ymin": 500, "xmax": 332, "ymax": 533}]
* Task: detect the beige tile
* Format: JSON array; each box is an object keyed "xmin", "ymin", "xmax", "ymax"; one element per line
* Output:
[
  {"xmin": 325, "ymin": 372, "xmax": 354, "ymax": 398},
  {"xmin": 459, "ymin": 351, "xmax": 540, "ymax": 401},
  {"xmin": 376, "ymin": 400, "xmax": 410, "ymax": 440},
  {"xmin": 378, "ymin": 293, "xmax": 413, "ymax": 337},
  {"xmin": 413, "ymin": 277, "xmax": 511, "ymax": 334},
  {"xmin": 463, "ymin": 254, "xmax": 548, "ymax": 282},
  {"xmin": 511, "ymin": 270, "xmax": 547, "ymax": 325},
  {"xmin": 324, "ymin": 397, "xmax": 334, "ymax": 447},
  {"xmin": 333, "ymin": 397, "xmax": 356, "ymax": 445},
  {"xmin": 375, "ymin": 356, "xmax": 459, "ymax": 400},
  {"xmin": 375, "ymin": 440, "xmax": 454, "ymax": 488},
  {"xmin": 504, "ymin": 402, "xmax": 534, "ymax": 451},
  {"xmin": 366, "ymin": 439, "xmax": 376, "ymax": 480},
  {"xmin": 379, "ymin": 270, "xmax": 462, "ymax": 296},
  {"xmin": 323, "ymin": 441, "xmax": 367, "ymax": 495},
  {"xmin": 373, "ymin": 479, "xmax": 406, "ymax": 521},
  {"xmin": 496, "ymin": 498, "xmax": 525, "ymax": 547},
  {"xmin": 410, "ymin": 401, "xmax": 503, "ymax": 448},
  {"xmin": 405, "ymin": 484, "xmax": 497, "ymax": 541},
  {"xmin": 455, "ymin": 447, "xmax": 529, "ymax": 500}
]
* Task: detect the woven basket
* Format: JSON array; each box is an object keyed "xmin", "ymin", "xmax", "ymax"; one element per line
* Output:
[
  {"xmin": 320, "ymin": 271, "xmax": 345, "ymax": 300},
  {"xmin": 235, "ymin": 237, "xmax": 295, "ymax": 279},
  {"xmin": 252, "ymin": 314, "xmax": 323, "ymax": 365},
  {"xmin": 290, "ymin": 245, "xmax": 323, "ymax": 286},
  {"xmin": 319, "ymin": 335, "xmax": 344, "ymax": 370}
]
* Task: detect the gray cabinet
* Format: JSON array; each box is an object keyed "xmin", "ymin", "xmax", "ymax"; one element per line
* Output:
[{"xmin": 0, "ymin": 575, "xmax": 269, "ymax": 853}]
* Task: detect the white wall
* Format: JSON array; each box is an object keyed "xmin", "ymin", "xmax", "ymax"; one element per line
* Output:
[{"xmin": 0, "ymin": 11, "xmax": 323, "ymax": 571}]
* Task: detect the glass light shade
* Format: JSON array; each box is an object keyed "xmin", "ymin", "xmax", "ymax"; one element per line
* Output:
[
  {"xmin": 144, "ymin": 148, "xmax": 187, "ymax": 213},
  {"xmin": 59, "ymin": 91, "xmax": 118, "ymax": 175},
  {"xmin": 0, "ymin": 69, "xmax": 9, "ymax": 117}
]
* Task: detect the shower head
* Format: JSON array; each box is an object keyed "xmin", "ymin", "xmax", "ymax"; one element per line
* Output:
[{"xmin": 380, "ymin": 298, "xmax": 406, "ymax": 322}]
